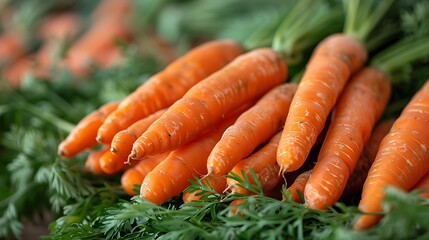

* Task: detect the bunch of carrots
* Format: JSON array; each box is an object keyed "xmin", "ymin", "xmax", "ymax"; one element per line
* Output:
[{"xmin": 57, "ymin": 0, "xmax": 429, "ymax": 232}]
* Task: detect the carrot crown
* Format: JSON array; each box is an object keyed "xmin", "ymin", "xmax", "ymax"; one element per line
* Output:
[{"xmin": 343, "ymin": 0, "xmax": 395, "ymax": 49}]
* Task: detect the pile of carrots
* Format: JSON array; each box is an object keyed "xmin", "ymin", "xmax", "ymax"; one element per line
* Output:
[
  {"xmin": 54, "ymin": 0, "xmax": 429, "ymax": 233},
  {"xmin": 0, "ymin": 0, "xmax": 175, "ymax": 89}
]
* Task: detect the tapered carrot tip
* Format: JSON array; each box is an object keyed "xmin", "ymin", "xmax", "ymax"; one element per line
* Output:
[
  {"xmin": 353, "ymin": 214, "xmax": 383, "ymax": 231},
  {"xmin": 96, "ymin": 121, "xmax": 121, "ymax": 144}
]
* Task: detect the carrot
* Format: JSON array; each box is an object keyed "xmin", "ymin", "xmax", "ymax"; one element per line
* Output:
[
  {"xmin": 58, "ymin": 101, "xmax": 119, "ymax": 158},
  {"xmin": 304, "ymin": 67, "xmax": 391, "ymax": 210},
  {"xmin": 411, "ymin": 172, "xmax": 429, "ymax": 199},
  {"xmin": 84, "ymin": 147, "xmax": 109, "ymax": 175},
  {"xmin": 65, "ymin": 20, "xmax": 132, "ymax": 77},
  {"xmin": 284, "ymin": 170, "xmax": 312, "ymax": 203},
  {"xmin": 354, "ymin": 80, "xmax": 429, "ymax": 230},
  {"xmin": 90, "ymin": 0, "xmax": 132, "ymax": 23},
  {"xmin": 130, "ymin": 48, "xmax": 287, "ymax": 159},
  {"xmin": 342, "ymin": 119, "xmax": 394, "ymax": 199},
  {"xmin": 207, "ymin": 83, "xmax": 297, "ymax": 176},
  {"xmin": 110, "ymin": 109, "xmax": 166, "ymax": 158},
  {"xmin": 226, "ymin": 132, "xmax": 283, "ymax": 196},
  {"xmin": 0, "ymin": 32, "xmax": 25, "ymax": 65},
  {"xmin": 182, "ymin": 175, "xmax": 227, "ymax": 203},
  {"xmin": 121, "ymin": 153, "xmax": 168, "ymax": 196},
  {"xmin": 140, "ymin": 108, "xmax": 246, "ymax": 204},
  {"xmin": 99, "ymin": 149, "xmax": 129, "ymax": 175},
  {"xmin": 96, "ymin": 39, "xmax": 245, "ymax": 144},
  {"xmin": 277, "ymin": 33, "xmax": 368, "ymax": 173}
]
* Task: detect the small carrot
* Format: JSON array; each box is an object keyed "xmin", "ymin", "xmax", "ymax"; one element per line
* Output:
[
  {"xmin": 342, "ymin": 119, "xmax": 394, "ymax": 199},
  {"xmin": 277, "ymin": 33, "xmax": 368, "ymax": 173},
  {"xmin": 121, "ymin": 153, "xmax": 168, "ymax": 196},
  {"xmin": 226, "ymin": 132, "xmax": 283, "ymax": 196},
  {"xmin": 97, "ymin": 40, "xmax": 245, "ymax": 144},
  {"xmin": 411, "ymin": 172, "xmax": 429, "ymax": 199},
  {"xmin": 207, "ymin": 83, "xmax": 297, "ymax": 176},
  {"xmin": 354, "ymin": 80, "xmax": 429, "ymax": 230},
  {"xmin": 284, "ymin": 170, "xmax": 312, "ymax": 203},
  {"xmin": 58, "ymin": 101, "xmax": 119, "ymax": 158},
  {"xmin": 84, "ymin": 147, "xmax": 109, "ymax": 175},
  {"xmin": 110, "ymin": 109, "xmax": 166, "ymax": 158},
  {"xmin": 130, "ymin": 48, "xmax": 287, "ymax": 159},
  {"xmin": 304, "ymin": 67, "xmax": 391, "ymax": 210},
  {"xmin": 0, "ymin": 32, "xmax": 26, "ymax": 65},
  {"xmin": 182, "ymin": 175, "xmax": 227, "ymax": 203},
  {"xmin": 140, "ymin": 108, "xmax": 246, "ymax": 204}
]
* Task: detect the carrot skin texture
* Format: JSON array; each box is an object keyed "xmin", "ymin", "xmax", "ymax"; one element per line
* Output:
[
  {"xmin": 277, "ymin": 33, "xmax": 368, "ymax": 173},
  {"xmin": 182, "ymin": 175, "xmax": 227, "ymax": 203},
  {"xmin": 131, "ymin": 48, "xmax": 287, "ymax": 159},
  {"xmin": 110, "ymin": 109, "xmax": 166, "ymax": 157},
  {"xmin": 208, "ymin": 83, "xmax": 297, "ymax": 176},
  {"xmin": 140, "ymin": 110, "xmax": 245, "ymax": 204},
  {"xmin": 85, "ymin": 147, "xmax": 109, "ymax": 175},
  {"xmin": 227, "ymin": 132, "xmax": 283, "ymax": 195},
  {"xmin": 304, "ymin": 67, "xmax": 391, "ymax": 210},
  {"xmin": 96, "ymin": 40, "xmax": 245, "ymax": 144},
  {"xmin": 121, "ymin": 153, "xmax": 167, "ymax": 196},
  {"xmin": 58, "ymin": 101, "xmax": 119, "ymax": 158},
  {"xmin": 99, "ymin": 150, "xmax": 129, "ymax": 174},
  {"xmin": 342, "ymin": 119, "xmax": 394, "ymax": 199},
  {"xmin": 354, "ymin": 81, "xmax": 429, "ymax": 230}
]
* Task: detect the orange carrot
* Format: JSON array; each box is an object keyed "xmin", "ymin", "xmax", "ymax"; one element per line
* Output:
[
  {"xmin": 121, "ymin": 153, "xmax": 168, "ymax": 196},
  {"xmin": 284, "ymin": 170, "xmax": 312, "ymax": 203},
  {"xmin": 411, "ymin": 172, "xmax": 429, "ymax": 199},
  {"xmin": 354, "ymin": 80, "xmax": 429, "ymax": 230},
  {"xmin": 99, "ymin": 149, "xmax": 129, "ymax": 174},
  {"xmin": 85, "ymin": 147, "xmax": 109, "ymax": 175},
  {"xmin": 207, "ymin": 83, "xmax": 297, "ymax": 176},
  {"xmin": 65, "ymin": 20, "xmax": 132, "ymax": 77},
  {"xmin": 182, "ymin": 175, "xmax": 227, "ymax": 203},
  {"xmin": 90, "ymin": 0, "xmax": 132, "ymax": 23},
  {"xmin": 110, "ymin": 109, "xmax": 166, "ymax": 157},
  {"xmin": 304, "ymin": 67, "xmax": 391, "ymax": 210},
  {"xmin": 277, "ymin": 34, "xmax": 367, "ymax": 173},
  {"xmin": 342, "ymin": 119, "xmax": 394, "ymax": 199},
  {"xmin": 226, "ymin": 132, "xmax": 283, "ymax": 196},
  {"xmin": 130, "ymin": 48, "xmax": 287, "ymax": 159},
  {"xmin": 96, "ymin": 40, "xmax": 245, "ymax": 144},
  {"xmin": 0, "ymin": 32, "xmax": 25, "ymax": 65},
  {"xmin": 140, "ymin": 108, "xmax": 246, "ymax": 204},
  {"xmin": 58, "ymin": 101, "xmax": 119, "ymax": 158}
]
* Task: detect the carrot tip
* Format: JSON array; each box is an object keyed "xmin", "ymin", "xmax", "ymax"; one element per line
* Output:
[
  {"xmin": 110, "ymin": 146, "xmax": 117, "ymax": 153},
  {"xmin": 96, "ymin": 134, "xmax": 103, "ymax": 144}
]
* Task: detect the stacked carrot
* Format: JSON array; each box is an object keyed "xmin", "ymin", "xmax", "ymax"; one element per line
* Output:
[{"xmin": 56, "ymin": 0, "xmax": 429, "ymax": 233}]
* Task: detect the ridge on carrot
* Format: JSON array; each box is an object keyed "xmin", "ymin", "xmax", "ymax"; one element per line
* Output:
[
  {"xmin": 129, "ymin": 47, "xmax": 287, "ymax": 160},
  {"xmin": 277, "ymin": 0, "xmax": 395, "ymax": 174},
  {"xmin": 207, "ymin": 83, "xmax": 297, "ymax": 176},
  {"xmin": 96, "ymin": 39, "xmax": 245, "ymax": 144}
]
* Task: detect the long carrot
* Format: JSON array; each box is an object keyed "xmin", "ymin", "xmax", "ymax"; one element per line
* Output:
[
  {"xmin": 304, "ymin": 67, "xmax": 391, "ymax": 210},
  {"xmin": 207, "ymin": 83, "xmax": 297, "ymax": 176},
  {"xmin": 284, "ymin": 170, "xmax": 312, "ymax": 203},
  {"xmin": 96, "ymin": 39, "xmax": 244, "ymax": 144},
  {"xmin": 182, "ymin": 175, "xmax": 227, "ymax": 203},
  {"xmin": 226, "ymin": 132, "xmax": 283, "ymax": 196},
  {"xmin": 354, "ymin": 80, "xmax": 429, "ymax": 230},
  {"xmin": 121, "ymin": 153, "xmax": 168, "ymax": 196},
  {"xmin": 130, "ymin": 48, "xmax": 287, "ymax": 160},
  {"xmin": 342, "ymin": 119, "xmax": 394, "ymax": 199},
  {"xmin": 110, "ymin": 109, "xmax": 166, "ymax": 158},
  {"xmin": 84, "ymin": 147, "xmax": 109, "ymax": 175},
  {"xmin": 58, "ymin": 101, "xmax": 120, "ymax": 158},
  {"xmin": 140, "ymin": 108, "xmax": 247, "ymax": 204},
  {"xmin": 99, "ymin": 149, "xmax": 129, "ymax": 175},
  {"xmin": 276, "ymin": 33, "xmax": 368, "ymax": 173}
]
